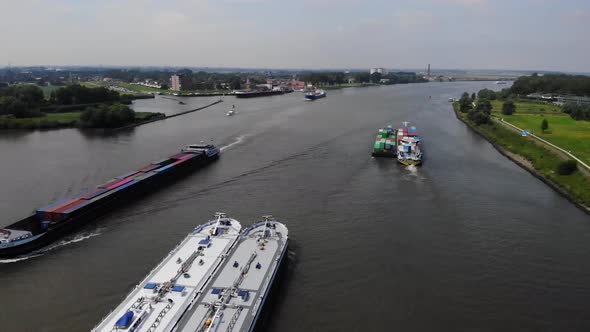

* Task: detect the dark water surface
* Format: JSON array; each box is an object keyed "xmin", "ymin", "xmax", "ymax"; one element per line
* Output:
[{"xmin": 0, "ymin": 82, "xmax": 589, "ymax": 331}]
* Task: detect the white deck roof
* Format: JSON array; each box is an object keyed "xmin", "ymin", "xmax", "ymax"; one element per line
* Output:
[
  {"xmin": 174, "ymin": 219, "xmax": 288, "ymax": 332},
  {"xmin": 93, "ymin": 216, "xmax": 242, "ymax": 332}
]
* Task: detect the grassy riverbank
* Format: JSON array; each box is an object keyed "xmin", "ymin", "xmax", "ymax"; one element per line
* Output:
[
  {"xmin": 0, "ymin": 111, "xmax": 157, "ymax": 129},
  {"xmin": 453, "ymin": 102, "xmax": 590, "ymax": 210},
  {"xmin": 490, "ymin": 100, "xmax": 590, "ymax": 164}
]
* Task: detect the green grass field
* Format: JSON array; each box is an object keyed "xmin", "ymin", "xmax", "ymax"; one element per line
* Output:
[
  {"xmin": 491, "ymin": 100, "xmax": 590, "ymax": 164},
  {"xmin": 454, "ymin": 103, "xmax": 590, "ymax": 208},
  {"xmin": 81, "ymin": 82, "xmax": 105, "ymax": 88}
]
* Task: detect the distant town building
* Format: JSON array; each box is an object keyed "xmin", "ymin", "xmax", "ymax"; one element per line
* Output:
[
  {"xmin": 289, "ymin": 80, "xmax": 306, "ymax": 90},
  {"xmin": 370, "ymin": 68, "xmax": 388, "ymax": 75},
  {"xmin": 170, "ymin": 74, "xmax": 192, "ymax": 91}
]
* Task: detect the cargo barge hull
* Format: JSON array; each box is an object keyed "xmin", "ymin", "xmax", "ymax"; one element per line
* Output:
[{"xmin": 0, "ymin": 146, "xmax": 219, "ymax": 258}]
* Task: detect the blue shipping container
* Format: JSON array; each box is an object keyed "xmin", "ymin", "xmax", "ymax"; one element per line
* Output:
[{"xmin": 154, "ymin": 164, "xmax": 175, "ymax": 173}]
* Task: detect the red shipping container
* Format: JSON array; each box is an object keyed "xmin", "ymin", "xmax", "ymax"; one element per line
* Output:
[
  {"xmin": 42, "ymin": 198, "xmax": 79, "ymax": 213},
  {"xmin": 107, "ymin": 178, "xmax": 134, "ymax": 189},
  {"xmin": 53, "ymin": 199, "xmax": 86, "ymax": 214}
]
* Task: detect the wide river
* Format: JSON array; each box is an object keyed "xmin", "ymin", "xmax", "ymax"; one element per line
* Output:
[{"xmin": 0, "ymin": 82, "xmax": 589, "ymax": 331}]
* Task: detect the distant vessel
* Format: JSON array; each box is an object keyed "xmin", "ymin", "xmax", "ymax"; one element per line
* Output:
[
  {"xmin": 234, "ymin": 90, "xmax": 284, "ymax": 98},
  {"xmin": 92, "ymin": 213, "xmax": 242, "ymax": 332},
  {"xmin": 174, "ymin": 215, "xmax": 289, "ymax": 332},
  {"xmin": 495, "ymin": 81, "xmax": 507, "ymax": 84},
  {"xmin": 0, "ymin": 144, "xmax": 220, "ymax": 258},
  {"xmin": 397, "ymin": 122, "xmax": 423, "ymax": 166},
  {"xmin": 227, "ymin": 105, "xmax": 236, "ymax": 116},
  {"xmin": 372, "ymin": 125, "xmax": 397, "ymax": 158},
  {"xmin": 304, "ymin": 89, "xmax": 326, "ymax": 101}
]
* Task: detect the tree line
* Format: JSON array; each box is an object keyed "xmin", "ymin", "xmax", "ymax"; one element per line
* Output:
[
  {"xmin": 80, "ymin": 103, "xmax": 136, "ymax": 128},
  {"xmin": 298, "ymin": 71, "xmax": 425, "ymax": 86},
  {"xmin": 0, "ymin": 85, "xmax": 45, "ymax": 118},
  {"xmin": 510, "ymin": 73, "xmax": 590, "ymax": 96},
  {"xmin": 0, "ymin": 84, "xmax": 131, "ymax": 119},
  {"xmin": 50, "ymin": 84, "xmax": 120, "ymax": 105}
]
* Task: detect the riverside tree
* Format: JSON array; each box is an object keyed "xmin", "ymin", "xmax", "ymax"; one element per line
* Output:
[
  {"xmin": 502, "ymin": 100, "xmax": 516, "ymax": 115},
  {"xmin": 459, "ymin": 92, "xmax": 473, "ymax": 113},
  {"xmin": 541, "ymin": 118, "xmax": 548, "ymax": 133},
  {"xmin": 476, "ymin": 98, "xmax": 493, "ymax": 114}
]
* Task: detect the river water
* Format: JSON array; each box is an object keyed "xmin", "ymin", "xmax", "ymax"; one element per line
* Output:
[{"xmin": 0, "ymin": 82, "xmax": 589, "ymax": 331}]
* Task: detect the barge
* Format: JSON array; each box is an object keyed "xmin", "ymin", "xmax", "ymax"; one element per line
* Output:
[
  {"xmin": 0, "ymin": 144, "xmax": 220, "ymax": 258},
  {"xmin": 92, "ymin": 213, "xmax": 242, "ymax": 332}
]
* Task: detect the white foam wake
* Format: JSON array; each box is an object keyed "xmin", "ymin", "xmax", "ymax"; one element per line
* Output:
[
  {"xmin": 0, "ymin": 254, "xmax": 43, "ymax": 264},
  {"xmin": 220, "ymin": 135, "xmax": 247, "ymax": 152},
  {"xmin": 406, "ymin": 164, "xmax": 418, "ymax": 173},
  {"xmin": 45, "ymin": 230, "xmax": 103, "ymax": 251},
  {"xmin": 0, "ymin": 229, "xmax": 103, "ymax": 264}
]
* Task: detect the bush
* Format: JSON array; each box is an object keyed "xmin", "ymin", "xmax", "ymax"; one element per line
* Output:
[{"xmin": 557, "ymin": 160, "xmax": 577, "ymax": 175}]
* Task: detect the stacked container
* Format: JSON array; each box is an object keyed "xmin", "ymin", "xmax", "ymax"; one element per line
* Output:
[{"xmin": 34, "ymin": 151, "xmax": 203, "ymax": 226}]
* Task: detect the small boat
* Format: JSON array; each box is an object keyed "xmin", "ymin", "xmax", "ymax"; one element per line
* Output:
[
  {"xmin": 226, "ymin": 105, "xmax": 236, "ymax": 116},
  {"xmin": 305, "ymin": 89, "xmax": 327, "ymax": 101}
]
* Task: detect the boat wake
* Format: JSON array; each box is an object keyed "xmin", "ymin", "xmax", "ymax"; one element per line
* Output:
[
  {"xmin": 404, "ymin": 164, "xmax": 425, "ymax": 180},
  {"xmin": 220, "ymin": 135, "xmax": 247, "ymax": 152},
  {"xmin": 0, "ymin": 253, "xmax": 43, "ymax": 264},
  {"xmin": 44, "ymin": 230, "xmax": 103, "ymax": 252},
  {"xmin": 0, "ymin": 229, "xmax": 103, "ymax": 264}
]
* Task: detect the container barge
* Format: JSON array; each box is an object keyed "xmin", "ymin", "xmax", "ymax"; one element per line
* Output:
[
  {"xmin": 0, "ymin": 144, "xmax": 220, "ymax": 258},
  {"xmin": 371, "ymin": 125, "xmax": 397, "ymax": 158},
  {"xmin": 92, "ymin": 213, "xmax": 242, "ymax": 332},
  {"xmin": 93, "ymin": 214, "xmax": 289, "ymax": 332}
]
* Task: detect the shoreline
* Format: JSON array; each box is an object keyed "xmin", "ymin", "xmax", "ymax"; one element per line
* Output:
[
  {"xmin": 452, "ymin": 104, "xmax": 590, "ymax": 216},
  {"xmin": 112, "ymin": 99, "xmax": 223, "ymax": 131}
]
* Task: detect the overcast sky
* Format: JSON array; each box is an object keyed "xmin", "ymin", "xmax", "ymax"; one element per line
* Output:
[{"xmin": 1, "ymin": 0, "xmax": 589, "ymax": 71}]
